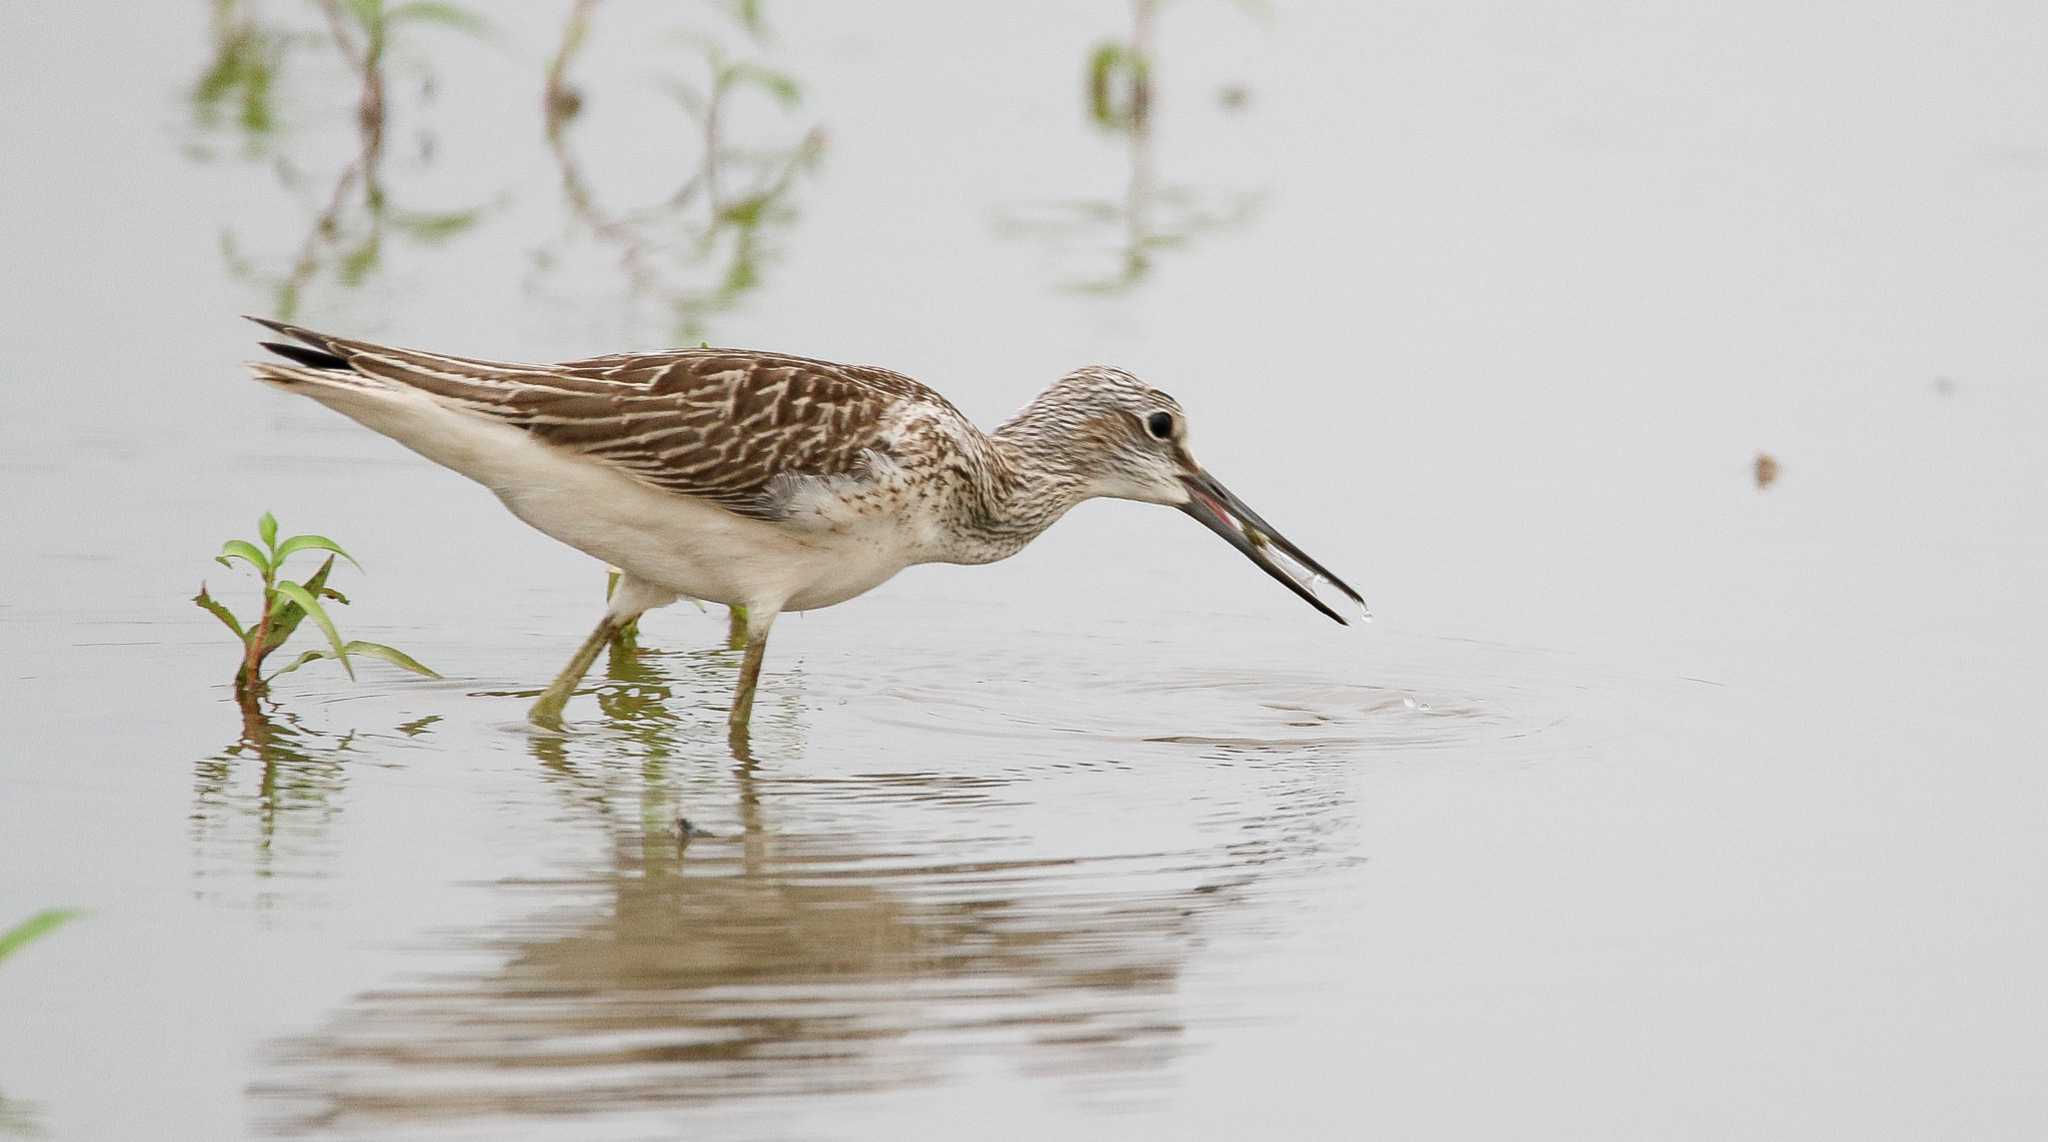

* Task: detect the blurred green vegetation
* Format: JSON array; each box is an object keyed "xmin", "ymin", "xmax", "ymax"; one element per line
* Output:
[
  {"xmin": 997, "ymin": 0, "xmax": 1260, "ymax": 293},
  {"xmin": 538, "ymin": 0, "xmax": 824, "ymax": 344},
  {"xmin": 191, "ymin": 0, "xmax": 494, "ymax": 317},
  {"xmin": 0, "ymin": 910, "xmax": 77, "ymax": 1135},
  {"xmin": 192, "ymin": 0, "xmax": 289, "ymax": 145},
  {"xmin": 188, "ymin": 2, "xmax": 823, "ymax": 337},
  {"xmin": 0, "ymin": 911, "xmax": 76, "ymax": 969}
]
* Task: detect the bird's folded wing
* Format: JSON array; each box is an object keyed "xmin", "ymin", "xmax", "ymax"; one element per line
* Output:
[{"xmin": 259, "ymin": 321, "xmax": 944, "ymax": 521}]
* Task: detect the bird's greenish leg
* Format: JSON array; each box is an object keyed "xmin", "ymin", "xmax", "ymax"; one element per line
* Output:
[
  {"xmin": 528, "ymin": 616, "xmax": 619, "ymax": 730},
  {"xmin": 727, "ymin": 608, "xmax": 777, "ymax": 738},
  {"xmin": 726, "ymin": 604, "xmax": 749, "ymax": 650},
  {"xmin": 602, "ymin": 568, "xmax": 639, "ymax": 649}
]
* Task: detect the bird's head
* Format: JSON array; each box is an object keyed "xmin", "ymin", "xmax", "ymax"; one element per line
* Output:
[{"xmin": 1006, "ymin": 366, "xmax": 1368, "ymax": 625}]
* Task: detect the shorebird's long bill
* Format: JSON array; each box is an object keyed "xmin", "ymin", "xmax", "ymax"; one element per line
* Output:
[{"xmin": 1178, "ymin": 471, "xmax": 1368, "ymax": 626}]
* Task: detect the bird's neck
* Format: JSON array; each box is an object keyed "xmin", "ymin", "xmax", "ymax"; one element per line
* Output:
[{"xmin": 941, "ymin": 405, "xmax": 1096, "ymax": 565}]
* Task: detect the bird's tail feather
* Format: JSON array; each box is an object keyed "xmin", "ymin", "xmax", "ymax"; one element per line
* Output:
[
  {"xmin": 258, "ymin": 339, "xmax": 349, "ymax": 371},
  {"xmin": 244, "ymin": 315, "xmax": 387, "ymax": 394},
  {"xmin": 245, "ymin": 358, "xmax": 393, "ymax": 395}
]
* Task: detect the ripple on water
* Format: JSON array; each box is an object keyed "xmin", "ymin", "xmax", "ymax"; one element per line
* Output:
[
  {"xmin": 247, "ymin": 625, "xmax": 1576, "ymax": 1134},
  {"xmin": 840, "ymin": 645, "xmax": 1512, "ymax": 762}
]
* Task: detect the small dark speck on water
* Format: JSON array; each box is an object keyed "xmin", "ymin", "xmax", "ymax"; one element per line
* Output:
[
  {"xmin": 1753, "ymin": 451, "xmax": 1780, "ymax": 490},
  {"xmin": 1931, "ymin": 376, "xmax": 1958, "ymax": 396},
  {"xmin": 1218, "ymin": 85, "xmax": 1249, "ymax": 111}
]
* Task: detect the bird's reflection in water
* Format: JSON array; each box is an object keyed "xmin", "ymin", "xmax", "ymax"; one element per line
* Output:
[{"xmin": 255, "ymin": 636, "xmax": 1242, "ymax": 1132}]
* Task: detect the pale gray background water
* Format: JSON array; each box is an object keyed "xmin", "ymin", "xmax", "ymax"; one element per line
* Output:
[{"xmin": 3, "ymin": 2, "xmax": 2046, "ymax": 1138}]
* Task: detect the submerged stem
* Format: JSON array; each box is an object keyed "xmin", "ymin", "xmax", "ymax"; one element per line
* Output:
[{"xmin": 237, "ymin": 572, "xmax": 276, "ymax": 699}]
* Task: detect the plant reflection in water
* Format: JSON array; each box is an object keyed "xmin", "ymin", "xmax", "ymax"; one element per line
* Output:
[{"xmin": 192, "ymin": 700, "xmax": 362, "ymax": 909}]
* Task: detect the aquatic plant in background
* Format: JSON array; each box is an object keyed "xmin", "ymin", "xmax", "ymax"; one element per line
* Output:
[
  {"xmin": 194, "ymin": 0, "xmax": 495, "ymax": 318},
  {"xmin": 995, "ymin": 0, "xmax": 1263, "ymax": 293},
  {"xmin": 198, "ymin": 1, "xmax": 810, "ymax": 328},
  {"xmin": 193, "ymin": 513, "xmax": 437, "ymax": 704},
  {"xmin": 1086, "ymin": 38, "xmax": 1150, "ymax": 133},
  {"xmin": 191, "ymin": 0, "xmax": 290, "ymax": 150},
  {"xmin": 316, "ymin": 0, "xmax": 494, "ymax": 134},
  {"xmin": 538, "ymin": 0, "xmax": 825, "ymax": 345}
]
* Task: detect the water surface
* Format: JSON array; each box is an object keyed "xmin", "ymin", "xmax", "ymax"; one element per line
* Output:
[{"xmin": 3, "ymin": 2, "xmax": 2047, "ymax": 1138}]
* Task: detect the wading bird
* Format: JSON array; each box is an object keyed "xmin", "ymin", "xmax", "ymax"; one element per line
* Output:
[{"xmin": 245, "ymin": 319, "xmax": 1364, "ymax": 736}]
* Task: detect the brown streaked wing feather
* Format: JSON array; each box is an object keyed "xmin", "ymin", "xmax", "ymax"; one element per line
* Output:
[
  {"xmin": 258, "ymin": 321, "xmax": 952, "ymax": 520},
  {"xmin": 511, "ymin": 352, "xmax": 911, "ymax": 516}
]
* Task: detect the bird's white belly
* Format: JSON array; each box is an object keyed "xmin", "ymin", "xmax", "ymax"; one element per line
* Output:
[
  {"xmin": 311, "ymin": 384, "xmax": 915, "ymax": 612},
  {"xmin": 501, "ymin": 465, "xmax": 911, "ymax": 612}
]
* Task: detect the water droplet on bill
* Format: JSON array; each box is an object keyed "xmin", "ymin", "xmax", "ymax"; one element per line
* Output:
[{"xmin": 1261, "ymin": 542, "xmax": 1370, "ymax": 624}]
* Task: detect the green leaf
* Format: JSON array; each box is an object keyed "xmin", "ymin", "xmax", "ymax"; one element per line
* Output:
[
  {"xmin": 1086, "ymin": 41, "xmax": 1148, "ymax": 129},
  {"xmin": 258, "ymin": 511, "xmax": 278, "ymax": 550},
  {"xmin": 726, "ymin": 62, "xmax": 800, "ymax": 108},
  {"xmin": 719, "ymin": 0, "xmax": 766, "ymax": 36},
  {"xmin": 0, "ymin": 909, "xmax": 79, "ymax": 965},
  {"xmin": 269, "ymin": 641, "xmax": 435, "ymax": 681},
  {"xmin": 665, "ymin": 79, "xmax": 709, "ymax": 119},
  {"xmin": 271, "ymin": 581, "xmax": 353, "ymax": 679},
  {"xmin": 274, "ymin": 534, "xmax": 361, "ymax": 572},
  {"xmin": 716, "ymin": 194, "xmax": 769, "ymax": 228},
  {"xmin": 386, "ymin": 1, "xmax": 491, "ymax": 37},
  {"xmin": 342, "ymin": 640, "xmax": 439, "ymax": 678},
  {"xmin": 266, "ymin": 648, "xmax": 332, "ymax": 680},
  {"xmin": 192, "ymin": 584, "xmax": 247, "ymax": 640},
  {"xmin": 339, "ymin": 234, "xmax": 382, "ymax": 286},
  {"xmin": 216, "ymin": 539, "xmax": 271, "ymax": 576},
  {"xmin": 264, "ymin": 556, "xmax": 337, "ymax": 652},
  {"xmin": 390, "ymin": 208, "xmax": 482, "ymax": 245},
  {"xmin": 345, "ymin": 0, "xmax": 382, "ymax": 30}
]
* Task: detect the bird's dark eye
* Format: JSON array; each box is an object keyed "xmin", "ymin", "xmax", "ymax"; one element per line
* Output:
[{"xmin": 1146, "ymin": 412, "xmax": 1175, "ymax": 440}]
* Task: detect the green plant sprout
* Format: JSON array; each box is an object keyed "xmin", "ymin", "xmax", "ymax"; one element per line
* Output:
[
  {"xmin": 194, "ymin": 512, "xmax": 437, "ymax": 701},
  {"xmin": 0, "ymin": 910, "xmax": 77, "ymax": 968}
]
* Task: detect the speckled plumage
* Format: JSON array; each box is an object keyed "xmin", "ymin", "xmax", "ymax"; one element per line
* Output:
[
  {"xmin": 247, "ymin": 321, "xmax": 1177, "ymax": 573},
  {"xmin": 243, "ymin": 318, "xmax": 1357, "ymax": 732}
]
